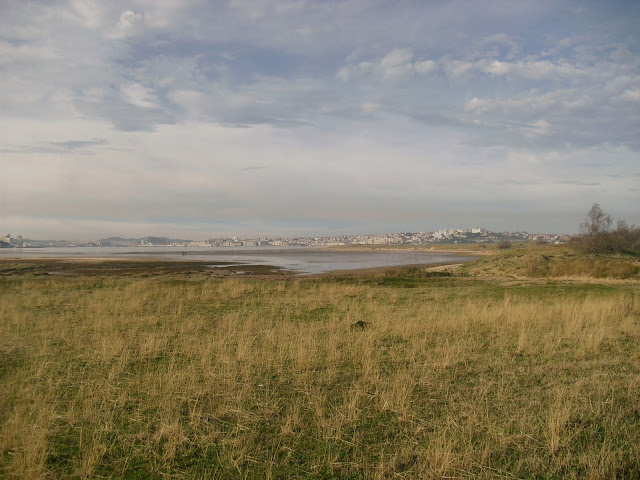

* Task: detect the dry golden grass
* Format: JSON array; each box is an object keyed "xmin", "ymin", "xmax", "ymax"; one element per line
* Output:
[
  {"xmin": 465, "ymin": 244, "xmax": 640, "ymax": 279},
  {"xmin": 1, "ymin": 264, "xmax": 639, "ymax": 478}
]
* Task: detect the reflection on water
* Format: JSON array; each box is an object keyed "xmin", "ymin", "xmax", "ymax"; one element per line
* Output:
[{"xmin": 0, "ymin": 246, "xmax": 474, "ymax": 275}]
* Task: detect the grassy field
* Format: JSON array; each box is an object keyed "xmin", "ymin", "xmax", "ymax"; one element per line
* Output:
[{"xmin": 1, "ymin": 246, "xmax": 639, "ymax": 478}]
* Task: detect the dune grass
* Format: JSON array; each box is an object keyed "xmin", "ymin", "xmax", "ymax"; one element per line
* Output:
[
  {"xmin": 1, "ymin": 259, "xmax": 640, "ymax": 478},
  {"xmin": 463, "ymin": 244, "xmax": 640, "ymax": 280}
]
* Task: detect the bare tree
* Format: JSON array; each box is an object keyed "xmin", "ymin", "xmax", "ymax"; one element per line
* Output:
[
  {"xmin": 573, "ymin": 204, "xmax": 640, "ymax": 254},
  {"xmin": 580, "ymin": 203, "xmax": 612, "ymax": 235}
]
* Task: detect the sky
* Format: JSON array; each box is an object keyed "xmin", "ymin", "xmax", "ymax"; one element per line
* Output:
[{"xmin": 1, "ymin": 0, "xmax": 639, "ymax": 240}]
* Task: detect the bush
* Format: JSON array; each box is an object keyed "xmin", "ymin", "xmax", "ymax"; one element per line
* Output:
[{"xmin": 571, "ymin": 204, "xmax": 640, "ymax": 254}]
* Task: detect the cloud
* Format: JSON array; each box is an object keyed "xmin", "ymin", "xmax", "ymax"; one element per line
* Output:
[
  {"xmin": 617, "ymin": 88, "xmax": 640, "ymax": 102},
  {"xmin": 377, "ymin": 49, "xmax": 415, "ymax": 78},
  {"xmin": 1, "ymin": 138, "xmax": 108, "ymax": 154},
  {"xmin": 121, "ymin": 82, "xmax": 158, "ymax": 109},
  {"xmin": 477, "ymin": 59, "xmax": 580, "ymax": 80},
  {"xmin": 49, "ymin": 138, "xmax": 108, "ymax": 149},
  {"xmin": 338, "ymin": 49, "xmax": 439, "ymax": 81},
  {"xmin": 1, "ymin": 1, "xmax": 639, "ymax": 238},
  {"xmin": 414, "ymin": 59, "xmax": 437, "ymax": 75},
  {"xmin": 110, "ymin": 10, "xmax": 144, "ymax": 38},
  {"xmin": 69, "ymin": 0, "xmax": 103, "ymax": 29},
  {"xmin": 462, "ymin": 78, "xmax": 640, "ymax": 150},
  {"xmin": 0, "ymin": 39, "xmax": 57, "ymax": 67},
  {"xmin": 167, "ymin": 74, "xmax": 329, "ymax": 128},
  {"xmin": 558, "ymin": 181, "xmax": 601, "ymax": 186},
  {"xmin": 74, "ymin": 99, "xmax": 175, "ymax": 131},
  {"xmin": 442, "ymin": 59, "xmax": 474, "ymax": 80},
  {"xmin": 472, "ymin": 33, "xmax": 523, "ymax": 61}
]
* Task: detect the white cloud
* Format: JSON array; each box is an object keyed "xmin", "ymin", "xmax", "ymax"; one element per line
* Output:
[
  {"xmin": 336, "ymin": 65, "xmax": 351, "ymax": 82},
  {"xmin": 483, "ymin": 60, "xmax": 512, "ymax": 76},
  {"xmin": 618, "ymin": 88, "xmax": 640, "ymax": 102},
  {"xmin": 522, "ymin": 119, "xmax": 551, "ymax": 138},
  {"xmin": 478, "ymin": 59, "xmax": 580, "ymax": 80},
  {"xmin": 442, "ymin": 59, "xmax": 474, "ymax": 80},
  {"xmin": 110, "ymin": 10, "xmax": 144, "ymax": 38},
  {"xmin": 0, "ymin": 40, "xmax": 57, "ymax": 66},
  {"xmin": 121, "ymin": 82, "xmax": 158, "ymax": 109},
  {"xmin": 69, "ymin": 0, "xmax": 103, "ymax": 29},
  {"xmin": 439, "ymin": 57, "xmax": 583, "ymax": 82},
  {"xmin": 338, "ymin": 49, "xmax": 440, "ymax": 81},
  {"xmin": 414, "ymin": 59, "xmax": 437, "ymax": 75},
  {"xmin": 361, "ymin": 102, "xmax": 380, "ymax": 114},
  {"xmin": 378, "ymin": 48, "xmax": 415, "ymax": 78}
]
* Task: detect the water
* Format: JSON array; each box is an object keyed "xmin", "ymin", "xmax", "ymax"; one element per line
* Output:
[{"xmin": 0, "ymin": 246, "xmax": 475, "ymax": 275}]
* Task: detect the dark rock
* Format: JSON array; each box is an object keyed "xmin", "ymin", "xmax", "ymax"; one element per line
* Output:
[{"xmin": 350, "ymin": 320, "xmax": 372, "ymax": 331}]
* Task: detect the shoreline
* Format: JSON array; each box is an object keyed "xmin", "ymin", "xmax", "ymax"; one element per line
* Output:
[
  {"xmin": 314, "ymin": 259, "xmax": 471, "ymax": 278},
  {"xmin": 0, "ymin": 255, "xmax": 478, "ymax": 278},
  {"xmin": 324, "ymin": 245, "xmax": 494, "ymax": 256}
]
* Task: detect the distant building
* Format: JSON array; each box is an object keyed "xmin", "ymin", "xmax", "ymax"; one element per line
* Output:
[{"xmin": 0, "ymin": 234, "xmax": 23, "ymax": 248}]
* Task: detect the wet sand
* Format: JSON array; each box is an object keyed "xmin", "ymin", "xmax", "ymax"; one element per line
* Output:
[
  {"xmin": 0, "ymin": 258, "xmax": 289, "ymax": 278},
  {"xmin": 0, "ymin": 257, "xmax": 473, "ymax": 279},
  {"xmin": 0, "ymin": 247, "xmax": 476, "ymax": 276}
]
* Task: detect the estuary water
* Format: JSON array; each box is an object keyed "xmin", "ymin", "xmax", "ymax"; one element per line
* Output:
[{"xmin": 0, "ymin": 246, "xmax": 475, "ymax": 275}]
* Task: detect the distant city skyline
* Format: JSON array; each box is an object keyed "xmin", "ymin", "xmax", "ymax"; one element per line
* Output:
[
  {"xmin": 2, "ymin": 227, "xmax": 570, "ymax": 248},
  {"xmin": 1, "ymin": 1, "xmax": 638, "ymax": 240}
]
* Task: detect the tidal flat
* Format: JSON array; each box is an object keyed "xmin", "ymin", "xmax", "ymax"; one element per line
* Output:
[{"xmin": 1, "ymin": 247, "xmax": 639, "ymax": 478}]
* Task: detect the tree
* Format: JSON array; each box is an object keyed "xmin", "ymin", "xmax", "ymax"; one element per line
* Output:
[
  {"xmin": 572, "ymin": 204, "xmax": 640, "ymax": 254},
  {"xmin": 580, "ymin": 203, "xmax": 612, "ymax": 236}
]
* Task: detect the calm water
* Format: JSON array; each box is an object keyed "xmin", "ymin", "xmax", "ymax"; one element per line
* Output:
[{"xmin": 0, "ymin": 246, "xmax": 474, "ymax": 275}]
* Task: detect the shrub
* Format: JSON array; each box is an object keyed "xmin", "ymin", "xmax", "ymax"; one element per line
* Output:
[{"xmin": 571, "ymin": 204, "xmax": 640, "ymax": 254}]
